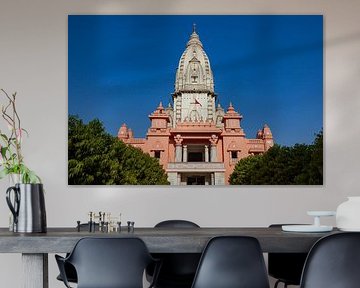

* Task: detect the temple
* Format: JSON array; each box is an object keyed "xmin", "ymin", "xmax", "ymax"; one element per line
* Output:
[{"xmin": 118, "ymin": 25, "xmax": 274, "ymax": 185}]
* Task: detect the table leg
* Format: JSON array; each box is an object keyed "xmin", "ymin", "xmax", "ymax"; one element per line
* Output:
[{"xmin": 22, "ymin": 253, "xmax": 48, "ymax": 288}]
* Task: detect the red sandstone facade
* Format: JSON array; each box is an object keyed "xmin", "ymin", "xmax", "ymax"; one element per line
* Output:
[{"xmin": 118, "ymin": 26, "xmax": 274, "ymax": 185}]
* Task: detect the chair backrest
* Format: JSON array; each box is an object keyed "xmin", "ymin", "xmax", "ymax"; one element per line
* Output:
[
  {"xmin": 191, "ymin": 236, "xmax": 270, "ymax": 288},
  {"xmin": 155, "ymin": 220, "xmax": 200, "ymax": 228},
  {"xmin": 67, "ymin": 237, "xmax": 153, "ymax": 288},
  {"xmin": 268, "ymin": 224, "xmax": 308, "ymax": 285},
  {"xmin": 153, "ymin": 220, "xmax": 201, "ymax": 285},
  {"xmin": 300, "ymin": 232, "xmax": 360, "ymax": 288}
]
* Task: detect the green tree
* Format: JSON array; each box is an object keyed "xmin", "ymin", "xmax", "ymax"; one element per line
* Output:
[
  {"xmin": 68, "ymin": 115, "xmax": 169, "ymax": 185},
  {"xmin": 229, "ymin": 154, "xmax": 262, "ymax": 185},
  {"xmin": 302, "ymin": 130, "xmax": 323, "ymax": 184},
  {"xmin": 229, "ymin": 130, "xmax": 323, "ymax": 185}
]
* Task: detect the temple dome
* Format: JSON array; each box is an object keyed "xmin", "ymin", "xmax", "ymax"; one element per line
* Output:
[{"xmin": 174, "ymin": 25, "xmax": 214, "ymax": 93}]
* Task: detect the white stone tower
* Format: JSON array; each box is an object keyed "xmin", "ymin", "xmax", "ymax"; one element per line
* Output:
[{"xmin": 173, "ymin": 24, "xmax": 216, "ymax": 125}]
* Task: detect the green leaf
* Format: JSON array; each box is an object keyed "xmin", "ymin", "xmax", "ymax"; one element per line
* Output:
[
  {"xmin": 21, "ymin": 128, "xmax": 29, "ymax": 136},
  {"xmin": 0, "ymin": 133, "xmax": 9, "ymax": 141},
  {"xmin": 27, "ymin": 170, "xmax": 41, "ymax": 184},
  {"xmin": 1, "ymin": 146, "xmax": 7, "ymax": 158},
  {"xmin": 0, "ymin": 169, "xmax": 9, "ymax": 179}
]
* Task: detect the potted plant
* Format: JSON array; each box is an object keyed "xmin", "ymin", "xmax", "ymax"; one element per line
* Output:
[
  {"xmin": 1, "ymin": 89, "xmax": 46, "ymax": 233},
  {"xmin": 0, "ymin": 89, "xmax": 40, "ymax": 183}
]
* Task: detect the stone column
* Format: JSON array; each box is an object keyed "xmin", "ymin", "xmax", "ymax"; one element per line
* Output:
[
  {"xmin": 204, "ymin": 145, "xmax": 209, "ymax": 162},
  {"xmin": 174, "ymin": 134, "xmax": 183, "ymax": 162},
  {"xmin": 175, "ymin": 145, "xmax": 182, "ymax": 162},
  {"xmin": 210, "ymin": 146, "xmax": 217, "ymax": 162},
  {"xmin": 211, "ymin": 173, "xmax": 215, "ymax": 185},
  {"xmin": 183, "ymin": 145, "xmax": 188, "ymax": 162},
  {"xmin": 209, "ymin": 135, "xmax": 218, "ymax": 162}
]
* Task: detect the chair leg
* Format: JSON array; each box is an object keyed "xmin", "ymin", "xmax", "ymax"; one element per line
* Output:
[{"xmin": 274, "ymin": 280, "xmax": 290, "ymax": 288}]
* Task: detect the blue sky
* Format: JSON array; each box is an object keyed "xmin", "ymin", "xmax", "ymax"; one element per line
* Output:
[{"xmin": 68, "ymin": 15, "xmax": 323, "ymax": 146}]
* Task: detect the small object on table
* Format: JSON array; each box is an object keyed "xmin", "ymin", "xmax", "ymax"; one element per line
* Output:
[
  {"xmin": 98, "ymin": 211, "xmax": 102, "ymax": 231},
  {"xmin": 282, "ymin": 211, "xmax": 336, "ymax": 232},
  {"xmin": 127, "ymin": 221, "xmax": 135, "ymax": 232},
  {"xmin": 106, "ymin": 212, "xmax": 111, "ymax": 223},
  {"xmin": 77, "ymin": 221, "xmax": 81, "ymax": 232},
  {"xmin": 88, "ymin": 211, "xmax": 94, "ymax": 232}
]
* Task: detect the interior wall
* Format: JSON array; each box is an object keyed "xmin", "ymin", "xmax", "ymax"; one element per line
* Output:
[{"xmin": 0, "ymin": 0, "xmax": 360, "ymax": 287}]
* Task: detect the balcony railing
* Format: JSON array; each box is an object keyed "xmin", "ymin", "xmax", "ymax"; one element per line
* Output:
[{"xmin": 167, "ymin": 162, "xmax": 225, "ymax": 172}]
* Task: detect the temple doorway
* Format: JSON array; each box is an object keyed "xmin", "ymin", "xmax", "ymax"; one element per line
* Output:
[{"xmin": 187, "ymin": 176, "xmax": 206, "ymax": 185}]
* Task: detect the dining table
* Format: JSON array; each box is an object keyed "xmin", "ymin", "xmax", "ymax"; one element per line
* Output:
[{"xmin": 0, "ymin": 226, "xmax": 339, "ymax": 288}]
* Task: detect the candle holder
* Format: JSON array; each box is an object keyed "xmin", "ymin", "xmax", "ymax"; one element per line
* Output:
[{"xmin": 282, "ymin": 211, "xmax": 336, "ymax": 232}]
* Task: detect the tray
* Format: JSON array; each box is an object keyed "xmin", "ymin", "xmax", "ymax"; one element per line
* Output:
[{"xmin": 282, "ymin": 225, "xmax": 333, "ymax": 232}]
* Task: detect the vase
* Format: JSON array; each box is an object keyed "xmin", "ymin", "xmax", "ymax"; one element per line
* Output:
[
  {"xmin": 336, "ymin": 197, "xmax": 360, "ymax": 231},
  {"xmin": 9, "ymin": 173, "xmax": 22, "ymax": 185},
  {"xmin": 6, "ymin": 183, "xmax": 47, "ymax": 233},
  {"xmin": 7, "ymin": 174, "xmax": 22, "ymax": 231}
]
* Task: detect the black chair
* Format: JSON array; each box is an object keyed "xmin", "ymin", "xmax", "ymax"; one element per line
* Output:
[
  {"xmin": 300, "ymin": 232, "xmax": 360, "ymax": 288},
  {"xmin": 155, "ymin": 220, "xmax": 200, "ymax": 229},
  {"xmin": 268, "ymin": 224, "xmax": 308, "ymax": 288},
  {"xmin": 191, "ymin": 236, "xmax": 270, "ymax": 288},
  {"xmin": 56, "ymin": 223, "xmax": 99, "ymax": 284},
  {"xmin": 55, "ymin": 237, "xmax": 160, "ymax": 288},
  {"xmin": 56, "ymin": 262, "xmax": 77, "ymax": 284},
  {"xmin": 149, "ymin": 220, "xmax": 201, "ymax": 288}
]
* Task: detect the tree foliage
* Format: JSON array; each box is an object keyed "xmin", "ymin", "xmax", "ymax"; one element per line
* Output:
[
  {"xmin": 229, "ymin": 131, "xmax": 323, "ymax": 185},
  {"xmin": 68, "ymin": 115, "xmax": 169, "ymax": 185}
]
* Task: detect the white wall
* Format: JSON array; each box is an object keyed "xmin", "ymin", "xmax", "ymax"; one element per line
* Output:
[{"xmin": 0, "ymin": 0, "xmax": 360, "ymax": 287}]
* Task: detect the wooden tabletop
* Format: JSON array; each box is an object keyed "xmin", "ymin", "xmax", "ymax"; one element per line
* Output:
[{"xmin": 0, "ymin": 227, "xmax": 339, "ymax": 254}]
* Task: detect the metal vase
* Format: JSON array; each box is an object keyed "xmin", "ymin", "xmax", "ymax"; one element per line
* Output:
[{"xmin": 6, "ymin": 183, "xmax": 47, "ymax": 233}]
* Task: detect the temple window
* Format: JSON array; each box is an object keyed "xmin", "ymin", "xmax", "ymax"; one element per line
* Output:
[
  {"xmin": 231, "ymin": 151, "xmax": 238, "ymax": 161},
  {"xmin": 191, "ymin": 75, "xmax": 198, "ymax": 83},
  {"xmin": 154, "ymin": 151, "xmax": 161, "ymax": 159}
]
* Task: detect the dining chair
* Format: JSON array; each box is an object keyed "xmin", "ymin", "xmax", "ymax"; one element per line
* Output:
[
  {"xmin": 55, "ymin": 237, "xmax": 160, "ymax": 288},
  {"xmin": 56, "ymin": 223, "xmax": 99, "ymax": 284},
  {"xmin": 147, "ymin": 220, "xmax": 201, "ymax": 288},
  {"xmin": 191, "ymin": 236, "xmax": 270, "ymax": 288},
  {"xmin": 268, "ymin": 224, "xmax": 308, "ymax": 288},
  {"xmin": 300, "ymin": 232, "xmax": 360, "ymax": 288}
]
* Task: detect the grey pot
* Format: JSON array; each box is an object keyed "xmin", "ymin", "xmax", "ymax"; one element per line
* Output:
[{"xmin": 6, "ymin": 183, "xmax": 47, "ymax": 233}]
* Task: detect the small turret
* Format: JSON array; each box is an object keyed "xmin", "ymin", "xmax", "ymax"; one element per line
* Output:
[
  {"xmin": 118, "ymin": 123, "xmax": 129, "ymax": 140},
  {"xmin": 149, "ymin": 102, "xmax": 170, "ymax": 130},
  {"xmin": 222, "ymin": 103, "xmax": 243, "ymax": 132},
  {"xmin": 257, "ymin": 124, "xmax": 274, "ymax": 150}
]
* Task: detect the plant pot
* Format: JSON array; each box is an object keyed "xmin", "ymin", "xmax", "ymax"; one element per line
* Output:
[
  {"xmin": 336, "ymin": 197, "xmax": 360, "ymax": 231},
  {"xmin": 7, "ymin": 173, "xmax": 21, "ymax": 231},
  {"xmin": 6, "ymin": 183, "xmax": 47, "ymax": 233}
]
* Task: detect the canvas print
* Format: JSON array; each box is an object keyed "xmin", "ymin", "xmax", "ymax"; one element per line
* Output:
[{"xmin": 68, "ymin": 15, "xmax": 323, "ymax": 185}]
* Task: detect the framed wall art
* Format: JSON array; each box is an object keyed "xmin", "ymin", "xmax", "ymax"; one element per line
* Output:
[{"xmin": 68, "ymin": 15, "xmax": 323, "ymax": 185}]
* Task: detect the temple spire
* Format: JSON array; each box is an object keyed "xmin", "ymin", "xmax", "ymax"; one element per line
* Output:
[
  {"xmin": 176, "ymin": 24, "xmax": 214, "ymax": 94},
  {"xmin": 193, "ymin": 23, "xmax": 197, "ymax": 33}
]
